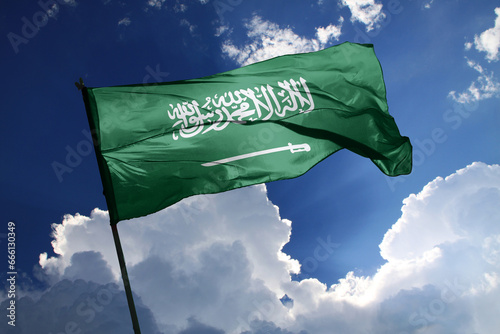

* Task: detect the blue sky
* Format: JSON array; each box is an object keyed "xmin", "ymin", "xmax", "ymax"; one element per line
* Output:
[{"xmin": 1, "ymin": 0, "xmax": 500, "ymax": 333}]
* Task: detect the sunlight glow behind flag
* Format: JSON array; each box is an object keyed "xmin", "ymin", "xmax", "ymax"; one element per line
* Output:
[{"xmin": 82, "ymin": 42, "xmax": 412, "ymax": 224}]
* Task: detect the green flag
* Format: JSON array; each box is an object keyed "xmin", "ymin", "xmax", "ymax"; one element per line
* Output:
[{"xmin": 82, "ymin": 42, "xmax": 412, "ymax": 225}]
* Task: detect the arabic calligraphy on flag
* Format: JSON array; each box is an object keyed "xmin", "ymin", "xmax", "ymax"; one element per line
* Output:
[{"xmin": 167, "ymin": 77, "xmax": 315, "ymax": 140}]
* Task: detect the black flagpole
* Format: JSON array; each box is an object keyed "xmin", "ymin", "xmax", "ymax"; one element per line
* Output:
[
  {"xmin": 77, "ymin": 78, "xmax": 141, "ymax": 334},
  {"xmin": 111, "ymin": 224, "xmax": 142, "ymax": 334}
]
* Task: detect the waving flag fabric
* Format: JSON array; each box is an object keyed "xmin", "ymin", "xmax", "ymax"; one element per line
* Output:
[{"xmin": 82, "ymin": 42, "xmax": 412, "ymax": 224}]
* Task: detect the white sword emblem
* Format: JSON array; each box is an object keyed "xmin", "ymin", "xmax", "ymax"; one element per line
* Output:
[{"xmin": 202, "ymin": 143, "xmax": 311, "ymax": 167}]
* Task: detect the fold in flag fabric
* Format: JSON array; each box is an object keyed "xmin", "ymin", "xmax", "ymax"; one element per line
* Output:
[{"xmin": 82, "ymin": 42, "xmax": 412, "ymax": 225}]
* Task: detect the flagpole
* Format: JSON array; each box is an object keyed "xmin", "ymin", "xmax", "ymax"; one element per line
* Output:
[
  {"xmin": 77, "ymin": 79, "xmax": 141, "ymax": 334},
  {"xmin": 111, "ymin": 224, "xmax": 142, "ymax": 334}
]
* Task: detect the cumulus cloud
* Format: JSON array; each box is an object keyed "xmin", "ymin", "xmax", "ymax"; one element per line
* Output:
[
  {"xmin": 37, "ymin": 185, "xmax": 298, "ymax": 333},
  {"xmin": 0, "ymin": 279, "xmax": 161, "ymax": 334},
  {"xmin": 3, "ymin": 163, "xmax": 500, "ymax": 333},
  {"xmin": 340, "ymin": 0, "xmax": 385, "ymax": 31},
  {"xmin": 380, "ymin": 162, "xmax": 499, "ymax": 263},
  {"xmin": 316, "ymin": 17, "xmax": 344, "ymax": 44},
  {"xmin": 279, "ymin": 162, "xmax": 500, "ymax": 333},
  {"xmin": 448, "ymin": 58, "xmax": 500, "ymax": 103},
  {"xmin": 221, "ymin": 15, "xmax": 343, "ymax": 65},
  {"xmin": 473, "ymin": 7, "xmax": 500, "ymax": 62}
]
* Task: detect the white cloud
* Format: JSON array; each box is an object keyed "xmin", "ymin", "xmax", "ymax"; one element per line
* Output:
[
  {"xmin": 118, "ymin": 17, "xmax": 131, "ymax": 26},
  {"xmin": 340, "ymin": 0, "xmax": 385, "ymax": 31},
  {"xmin": 473, "ymin": 7, "xmax": 500, "ymax": 62},
  {"xmin": 316, "ymin": 17, "xmax": 344, "ymax": 44},
  {"xmin": 36, "ymin": 185, "xmax": 298, "ymax": 333},
  {"xmin": 448, "ymin": 58, "xmax": 500, "ymax": 103},
  {"xmin": 221, "ymin": 15, "xmax": 343, "ymax": 66},
  {"xmin": 423, "ymin": 0, "xmax": 434, "ymax": 10},
  {"xmin": 3, "ymin": 162, "xmax": 500, "ymax": 333},
  {"xmin": 281, "ymin": 162, "xmax": 500, "ymax": 333},
  {"xmin": 147, "ymin": 0, "xmax": 166, "ymax": 10},
  {"xmin": 0, "ymin": 279, "xmax": 162, "ymax": 333},
  {"xmin": 215, "ymin": 25, "xmax": 230, "ymax": 37},
  {"xmin": 380, "ymin": 162, "xmax": 500, "ymax": 265}
]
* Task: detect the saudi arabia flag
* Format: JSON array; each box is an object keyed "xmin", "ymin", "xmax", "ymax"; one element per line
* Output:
[{"xmin": 81, "ymin": 42, "xmax": 412, "ymax": 224}]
